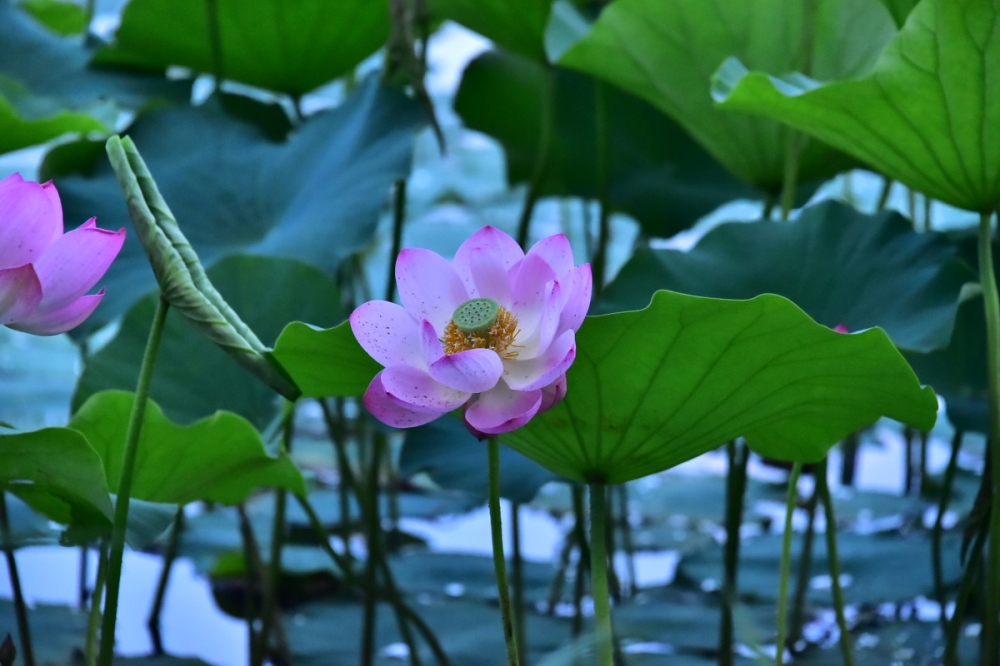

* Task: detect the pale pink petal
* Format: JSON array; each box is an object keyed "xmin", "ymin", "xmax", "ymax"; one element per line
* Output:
[
  {"xmin": 429, "ymin": 348, "xmax": 504, "ymax": 393},
  {"xmin": 503, "ymin": 329, "xmax": 576, "ymax": 391},
  {"xmin": 419, "ymin": 319, "xmax": 445, "ymax": 365},
  {"xmin": 464, "ymin": 382, "xmax": 542, "ymax": 435},
  {"xmin": 363, "ymin": 371, "xmax": 449, "ymax": 428},
  {"xmin": 452, "ymin": 226, "xmax": 523, "ymax": 295},
  {"xmin": 380, "ymin": 365, "xmax": 470, "ymax": 412},
  {"xmin": 32, "ymin": 219, "xmax": 125, "ymax": 309},
  {"xmin": 834, "ymin": 324, "xmax": 849, "ymax": 333},
  {"xmin": 539, "ymin": 374, "xmax": 567, "ymax": 413},
  {"xmin": 396, "ymin": 248, "xmax": 470, "ymax": 332},
  {"xmin": 0, "ymin": 264, "xmax": 42, "ymax": 325},
  {"xmin": 8, "ymin": 293, "xmax": 102, "ymax": 335},
  {"xmin": 525, "ymin": 233, "xmax": 574, "ymax": 279},
  {"xmin": 557, "ymin": 264, "xmax": 592, "ymax": 334},
  {"xmin": 515, "ymin": 281, "xmax": 563, "ymax": 360},
  {"xmin": 466, "ymin": 246, "xmax": 513, "ymax": 306},
  {"xmin": 0, "ymin": 175, "xmax": 64, "ymax": 269},
  {"xmin": 350, "ymin": 300, "xmax": 424, "ymax": 369},
  {"xmin": 508, "ymin": 252, "xmax": 557, "ymax": 343}
]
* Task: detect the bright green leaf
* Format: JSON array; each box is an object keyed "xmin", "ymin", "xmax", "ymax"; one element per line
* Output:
[
  {"xmin": 268, "ymin": 321, "xmax": 381, "ymax": 398},
  {"xmin": 429, "ymin": 0, "xmax": 553, "ymax": 62},
  {"xmin": 68, "ymin": 390, "xmax": 305, "ymax": 505},
  {"xmin": 454, "ymin": 49, "xmax": 759, "ymax": 238},
  {"xmin": 877, "ymin": 0, "xmax": 919, "ymax": 27},
  {"xmin": 94, "ymin": 0, "xmax": 388, "ymax": 95},
  {"xmin": 0, "ymin": 75, "xmax": 107, "ymax": 155},
  {"xmin": 559, "ymin": 0, "xmax": 896, "ymax": 190},
  {"xmin": 598, "ymin": 201, "xmax": 974, "ymax": 353},
  {"xmin": 501, "ymin": 291, "xmax": 938, "ymax": 485},
  {"xmin": 17, "ymin": 0, "xmax": 87, "ymax": 35},
  {"xmin": 74, "ymin": 255, "xmax": 342, "ymax": 428},
  {"xmin": 54, "ymin": 79, "xmax": 423, "ymax": 333},
  {"xmin": 712, "ymin": 0, "xmax": 1000, "ymax": 212},
  {"xmin": 0, "ymin": 427, "xmax": 113, "ymax": 528}
]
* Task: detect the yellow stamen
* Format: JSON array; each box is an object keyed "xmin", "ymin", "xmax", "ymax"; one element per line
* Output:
[{"xmin": 443, "ymin": 306, "xmax": 521, "ymax": 360}]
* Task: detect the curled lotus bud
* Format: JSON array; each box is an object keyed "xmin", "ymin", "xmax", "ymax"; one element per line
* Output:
[
  {"xmin": 0, "ymin": 173, "xmax": 124, "ymax": 335},
  {"xmin": 351, "ymin": 226, "xmax": 591, "ymax": 437}
]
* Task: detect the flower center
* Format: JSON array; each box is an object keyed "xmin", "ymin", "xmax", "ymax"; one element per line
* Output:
[{"xmin": 443, "ymin": 298, "xmax": 521, "ymax": 359}]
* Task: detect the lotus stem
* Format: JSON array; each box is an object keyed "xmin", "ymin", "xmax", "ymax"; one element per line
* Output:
[
  {"xmin": 97, "ymin": 295, "xmax": 169, "ymax": 666},
  {"xmin": 978, "ymin": 209, "xmax": 1000, "ymax": 666},
  {"xmin": 0, "ymin": 494, "xmax": 33, "ymax": 666},
  {"xmin": 515, "ymin": 71, "xmax": 554, "ymax": 249},
  {"xmin": 588, "ymin": 482, "xmax": 614, "ymax": 666},
  {"xmin": 779, "ymin": 130, "xmax": 802, "ymax": 221},
  {"xmin": 85, "ymin": 540, "xmax": 109, "ymax": 666},
  {"xmin": 617, "ymin": 484, "xmax": 637, "ymax": 597},
  {"xmin": 386, "ymin": 179, "xmax": 407, "ymax": 303},
  {"xmin": 148, "ymin": 507, "xmax": 185, "ymax": 655},
  {"xmin": 933, "ymin": 429, "xmax": 962, "ymax": 635},
  {"xmin": 775, "ymin": 462, "xmax": 803, "ymax": 666},
  {"xmin": 592, "ymin": 80, "xmax": 610, "ymax": 292},
  {"xmin": 720, "ymin": 441, "xmax": 750, "ymax": 666},
  {"xmin": 875, "ymin": 178, "xmax": 893, "ymax": 212},
  {"xmin": 488, "ymin": 437, "xmax": 521, "ymax": 666},
  {"xmin": 571, "ymin": 484, "xmax": 588, "ymax": 637},
  {"xmin": 511, "ymin": 502, "xmax": 526, "ymax": 664},
  {"xmin": 816, "ymin": 458, "xmax": 854, "ymax": 666},
  {"xmin": 789, "ymin": 483, "xmax": 818, "ymax": 645},
  {"xmin": 361, "ymin": 435, "xmax": 385, "ymax": 666},
  {"xmin": 945, "ymin": 521, "xmax": 988, "ymax": 665}
]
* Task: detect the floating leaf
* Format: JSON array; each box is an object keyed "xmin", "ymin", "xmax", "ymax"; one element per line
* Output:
[
  {"xmin": 713, "ymin": 0, "xmax": 1000, "ymax": 212},
  {"xmin": 502, "ymin": 291, "xmax": 938, "ymax": 485},
  {"xmin": 54, "ymin": 78, "xmax": 423, "ymax": 333},
  {"xmin": 454, "ymin": 49, "xmax": 759, "ymax": 238},
  {"xmin": 599, "ymin": 201, "xmax": 974, "ymax": 353},
  {"xmin": 268, "ymin": 321, "xmax": 381, "ymax": 399},
  {"xmin": 94, "ymin": 0, "xmax": 389, "ymax": 95},
  {"xmin": 68, "ymin": 390, "xmax": 305, "ymax": 505},
  {"xmin": 559, "ymin": 0, "xmax": 896, "ymax": 190}
]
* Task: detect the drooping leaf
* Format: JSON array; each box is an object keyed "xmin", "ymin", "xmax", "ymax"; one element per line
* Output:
[
  {"xmin": 501, "ymin": 291, "xmax": 938, "ymax": 485},
  {"xmin": 400, "ymin": 416, "xmax": 559, "ymax": 503},
  {"xmin": 268, "ymin": 321, "xmax": 381, "ymax": 399},
  {"xmin": 454, "ymin": 49, "xmax": 759, "ymax": 238},
  {"xmin": 16, "ymin": 0, "xmax": 86, "ymax": 35},
  {"xmin": 429, "ymin": 0, "xmax": 553, "ymax": 62},
  {"xmin": 74, "ymin": 255, "xmax": 341, "ymax": 428},
  {"xmin": 598, "ymin": 201, "xmax": 974, "ymax": 353},
  {"xmin": 94, "ymin": 0, "xmax": 389, "ymax": 95},
  {"xmin": 713, "ymin": 0, "xmax": 1000, "ymax": 212},
  {"xmin": 0, "ymin": 76, "xmax": 107, "ymax": 155},
  {"xmin": 0, "ymin": 428, "xmax": 113, "ymax": 529},
  {"xmin": 559, "ymin": 0, "xmax": 896, "ymax": 191},
  {"xmin": 54, "ymin": 78, "xmax": 423, "ymax": 333},
  {"xmin": 68, "ymin": 390, "xmax": 305, "ymax": 505}
]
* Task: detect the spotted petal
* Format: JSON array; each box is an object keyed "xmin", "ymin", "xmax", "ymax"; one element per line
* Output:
[
  {"xmin": 363, "ymin": 371, "xmax": 450, "ymax": 428},
  {"xmin": 350, "ymin": 300, "xmax": 424, "ymax": 369},
  {"xmin": 526, "ymin": 233, "xmax": 574, "ymax": 279},
  {"xmin": 0, "ymin": 174, "xmax": 63, "ymax": 269},
  {"xmin": 396, "ymin": 248, "xmax": 470, "ymax": 333},
  {"xmin": 429, "ymin": 348, "xmax": 504, "ymax": 393},
  {"xmin": 503, "ymin": 329, "xmax": 576, "ymax": 392},
  {"xmin": 465, "ymin": 382, "xmax": 542, "ymax": 436},
  {"xmin": 380, "ymin": 365, "xmax": 470, "ymax": 412},
  {"xmin": 0, "ymin": 264, "xmax": 42, "ymax": 325},
  {"xmin": 452, "ymin": 226, "xmax": 524, "ymax": 295}
]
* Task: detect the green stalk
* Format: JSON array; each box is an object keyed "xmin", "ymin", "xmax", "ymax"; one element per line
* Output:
[
  {"xmin": 0, "ymin": 494, "xmax": 34, "ymax": 666},
  {"xmin": 148, "ymin": 508, "xmax": 185, "ymax": 655},
  {"xmin": 776, "ymin": 463, "xmax": 803, "ymax": 666},
  {"xmin": 97, "ymin": 296, "xmax": 170, "ymax": 666},
  {"xmin": 511, "ymin": 502, "xmax": 526, "ymax": 664},
  {"xmin": 236, "ymin": 503, "xmax": 262, "ymax": 664},
  {"xmin": 386, "ymin": 179, "xmax": 407, "ymax": 303},
  {"xmin": 816, "ymin": 458, "xmax": 854, "ymax": 666},
  {"xmin": 254, "ymin": 403, "xmax": 295, "ymax": 666},
  {"xmin": 86, "ymin": 540, "xmax": 109, "ymax": 666},
  {"xmin": 571, "ymin": 484, "xmax": 589, "ymax": 638},
  {"xmin": 979, "ymin": 209, "xmax": 1000, "ymax": 666},
  {"xmin": 488, "ymin": 438, "xmax": 521, "ymax": 666},
  {"xmin": 515, "ymin": 72, "xmax": 554, "ymax": 249},
  {"xmin": 588, "ymin": 483, "xmax": 613, "ymax": 666},
  {"xmin": 720, "ymin": 441, "xmax": 750, "ymax": 666},
  {"xmin": 875, "ymin": 178, "xmax": 893, "ymax": 212},
  {"xmin": 361, "ymin": 436, "xmax": 385, "ymax": 666},
  {"xmin": 945, "ymin": 522, "xmax": 988, "ymax": 665},
  {"xmin": 788, "ymin": 485, "xmax": 818, "ymax": 645},
  {"xmin": 933, "ymin": 430, "xmax": 962, "ymax": 635},
  {"xmin": 617, "ymin": 484, "xmax": 637, "ymax": 597},
  {"xmin": 319, "ymin": 398, "xmax": 355, "ymax": 561},
  {"xmin": 592, "ymin": 81, "xmax": 610, "ymax": 293},
  {"xmin": 779, "ymin": 130, "xmax": 802, "ymax": 221}
]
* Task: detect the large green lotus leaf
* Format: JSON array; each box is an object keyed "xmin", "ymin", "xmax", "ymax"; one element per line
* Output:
[
  {"xmin": 713, "ymin": 0, "xmax": 1000, "ymax": 212},
  {"xmin": 73, "ymin": 255, "xmax": 342, "ymax": 428},
  {"xmin": 0, "ymin": 493, "xmax": 61, "ymax": 548},
  {"xmin": 68, "ymin": 390, "xmax": 305, "ymax": 505},
  {"xmin": 501, "ymin": 291, "xmax": 938, "ymax": 485},
  {"xmin": 16, "ymin": 0, "xmax": 86, "ymax": 35},
  {"xmin": 598, "ymin": 201, "xmax": 974, "ymax": 353},
  {"xmin": 454, "ymin": 49, "xmax": 759, "ymax": 238},
  {"xmin": 429, "ymin": 0, "xmax": 552, "ymax": 62},
  {"xmin": 93, "ymin": 0, "xmax": 388, "ymax": 95},
  {"xmin": 400, "ymin": 416, "xmax": 559, "ymax": 503},
  {"xmin": 877, "ymin": 0, "xmax": 919, "ymax": 27},
  {"xmin": 268, "ymin": 321, "xmax": 381, "ymax": 398},
  {"xmin": 0, "ymin": 428, "xmax": 113, "ymax": 529},
  {"xmin": 558, "ymin": 0, "xmax": 895, "ymax": 191},
  {"xmin": 54, "ymin": 78, "xmax": 423, "ymax": 333}
]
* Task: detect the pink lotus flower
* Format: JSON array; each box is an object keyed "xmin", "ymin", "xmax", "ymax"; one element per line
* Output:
[
  {"xmin": 351, "ymin": 226, "xmax": 592, "ymax": 436},
  {"xmin": 0, "ymin": 173, "xmax": 125, "ymax": 335}
]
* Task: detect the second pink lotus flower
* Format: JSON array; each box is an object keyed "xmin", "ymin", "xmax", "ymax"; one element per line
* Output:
[
  {"xmin": 351, "ymin": 226, "xmax": 592, "ymax": 436},
  {"xmin": 0, "ymin": 173, "xmax": 125, "ymax": 336}
]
